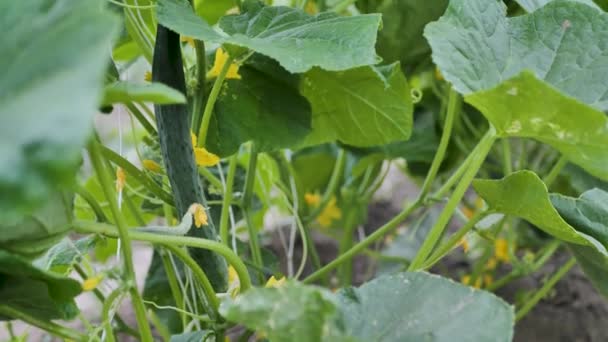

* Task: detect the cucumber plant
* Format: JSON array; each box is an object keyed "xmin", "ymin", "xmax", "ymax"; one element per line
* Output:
[{"xmin": 2, "ymin": 0, "xmax": 608, "ymax": 341}]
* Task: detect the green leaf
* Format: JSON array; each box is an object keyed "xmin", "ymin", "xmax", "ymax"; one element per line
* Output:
[
  {"xmin": 0, "ymin": 193, "xmax": 73, "ymax": 260},
  {"xmin": 0, "ymin": 250, "xmax": 81, "ymax": 321},
  {"xmin": 465, "ymin": 72, "xmax": 608, "ymax": 181},
  {"xmin": 101, "ymin": 82, "xmax": 186, "ymax": 105},
  {"xmin": 551, "ymin": 189, "xmax": 608, "ymax": 298},
  {"xmin": 337, "ymin": 272, "xmax": 514, "ymax": 341},
  {"xmin": 374, "ymin": 0, "xmax": 449, "ymax": 69},
  {"xmin": 425, "ymin": 0, "xmax": 608, "ymax": 110},
  {"xmin": 34, "ymin": 236, "xmax": 96, "ymax": 275},
  {"xmin": 301, "ymin": 63, "xmax": 413, "ymax": 147},
  {"xmin": 219, "ymin": 281, "xmax": 352, "ymax": 342},
  {"xmin": 157, "ymin": 0, "xmax": 381, "ymax": 72},
  {"xmin": 515, "ymin": 0, "xmax": 599, "ymax": 12},
  {"xmin": 194, "ymin": 0, "xmax": 235, "ymax": 25},
  {"xmin": 0, "ymin": 0, "xmax": 118, "ymax": 220},
  {"xmin": 473, "ymin": 170, "xmax": 606, "ymax": 253},
  {"xmin": 206, "ymin": 64, "xmax": 312, "ymax": 157},
  {"xmin": 123, "ymin": 0, "xmax": 156, "ymax": 62},
  {"xmin": 562, "ymin": 164, "xmax": 608, "ymax": 195}
]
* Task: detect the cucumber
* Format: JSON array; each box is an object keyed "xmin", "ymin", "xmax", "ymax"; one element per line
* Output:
[{"xmin": 151, "ymin": 25, "xmax": 227, "ymax": 291}]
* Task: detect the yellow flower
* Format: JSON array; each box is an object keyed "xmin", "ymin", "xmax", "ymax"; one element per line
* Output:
[
  {"xmin": 304, "ymin": 192, "xmax": 321, "ymax": 207},
  {"xmin": 460, "ymin": 238, "xmax": 470, "ymax": 253},
  {"xmin": 227, "ymin": 265, "xmax": 240, "ymax": 298},
  {"xmin": 190, "ymin": 132, "xmax": 220, "ymax": 167},
  {"xmin": 142, "ymin": 159, "xmax": 161, "ymax": 173},
  {"xmin": 180, "ymin": 35, "xmax": 195, "ymax": 48},
  {"xmin": 317, "ymin": 197, "xmax": 342, "ymax": 227},
  {"xmin": 115, "ymin": 167, "xmax": 126, "ymax": 192},
  {"xmin": 265, "ymin": 275, "xmax": 286, "ymax": 288},
  {"xmin": 483, "ymin": 274, "xmax": 494, "ymax": 287},
  {"xmin": 494, "ymin": 238, "xmax": 510, "ymax": 263},
  {"xmin": 461, "ymin": 275, "xmax": 481, "ymax": 289},
  {"xmin": 144, "ymin": 71, "xmax": 152, "ymax": 82},
  {"xmin": 194, "ymin": 147, "xmax": 220, "ymax": 167},
  {"xmin": 207, "ymin": 48, "xmax": 241, "ymax": 80},
  {"xmin": 82, "ymin": 275, "xmax": 103, "ymax": 291},
  {"xmin": 228, "ymin": 265, "xmax": 239, "ymax": 285},
  {"xmin": 188, "ymin": 203, "xmax": 208, "ymax": 228},
  {"xmin": 462, "ymin": 206, "xmax": 475, "ymax": 219},
  {"xmin": 485, "ymin": 257, "xmax": 498, "ymax": 270}
]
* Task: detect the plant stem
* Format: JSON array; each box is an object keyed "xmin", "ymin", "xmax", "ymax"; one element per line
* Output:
[
  {"xmin": 421, "ymin": 211, "xmax": 489, "ymax": 270},
  {"xmin": 515, "ymin": 257, "xmax": 576, "ymax": 321},
  {"xmin": 102, "ymin": 288, "xmax": 124, "ymax": 342},
  {"xmin": 305, "ymin": 148, "xmax": 347, "ymax": 223},
  {"xmin": 101, "ymin": 145, "xmax": 174, "ymax": 205},
  {"xmin": 73, "ymin": 221, "xmax": 252, "ymax": 292},
  {"xmin": 338, "ymin": 220, "xmax": 358, "ymax": 286},
  {"xmin": 198, "ymin": 166, "xmax": 224, "ymax": 191},
  {"xmin": 303, "ymin": 200, "xmax": 421, "ymax": 284},
  {"xmin": 191, "ymin": 40, "xmax": 207, "ymax": 131},
  {"xmin": 409, "ymin": 128, "xmax": 497, "ymax": 271},
  {"xmin": 126, "ymin": 102, "xmax": 156, "ymax": 135},
  {"xmin": 431, "ymin": 150, "xmax": 475, "ymax": 200},
  {"xmin": 242, "ymin": 144, "xmax": 264, "ymax": 283},
  {"xmin": 159, "ymin": 249, "xmax": 187, "ymax": 329},
  {"xmin": 220, "ymin": 155, "xmax": 238, "ymax": 245},
  {"xmin": 163, "ymin": 245, "xmax": 220, "ymax": 320},
  {"xmin": 418, "ymin": 87, "xmax": 460, "ymax": 200},
  {"xmin": 87, "ymin": 141, "xmax": 154, "ymax": 342},
  {"xmin": 197, "ymin": 54, "xmax": 234, "ymax": 147},
  {"xmin": 543, "ymin": 155, "xmax": 568, "ymax": 188},
  {"xmin": 502, "ymin": 139, "xmax": 513, "ymax": 175},
  {"xmin": 75, "ymin": 184, "xmax": 108, "ymax": 222},
  {"xmin": 0, "ymin": 305, "xmax": 86, "ymax": 341}
]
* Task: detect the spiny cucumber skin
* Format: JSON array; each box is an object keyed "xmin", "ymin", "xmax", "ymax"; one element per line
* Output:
[{"xmin": 152, "ymin": 25, "xmax": 227, "ymax": 292}]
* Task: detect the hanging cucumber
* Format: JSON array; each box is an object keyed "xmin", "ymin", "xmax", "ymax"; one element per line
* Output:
[{"xmin": 151, "ymin": 25, "xmax": 227, "ymax": 291}]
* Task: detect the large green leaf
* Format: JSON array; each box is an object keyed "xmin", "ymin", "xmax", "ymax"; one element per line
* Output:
[
  {"xmin": 219, "ymin": 281, "xmax": 352, "ymax": 342},
  {"xmin": 425, "ymin": 0, "xmax": 608, "ymax": 110},
  {"xmin": 157, "ymin": 0, "xmax": 381, "ymax": 73},
  {"xmin": 101, "ymin": 81, "xmax": 186, "ymax": 105},
  {"xmin": 301, "ymin": 63, "xmax": 413, "ymax": 147},
  {"xmin": 0, "ymin": 0, "xmax": 118, "ymax": 220},
  {"xmin": 465, "ymin": 72, "xmax": 608, "ymax": 181},
  {"xmin": 473, "ymin": 171, "xmax": 606, "ymax": 253},
  {"xmin": 0, "ymin": 250, "xmax": 81, "ymax": 321},
  {"xmin": 194, "ymin": 0, "xmax": 235, "ymax": 25},
  {"xmin": 0, "ymin": 193, "xmax": 73, "ymax": 260},
  {"xmin": 205, "ymin": 65, "xmax": 312, "ymax": 157},
  {"xmin": 374, "ymin": 0, "xmax": 449, "ymax": 69},
  {"xmin": 551, "ymin": 189, "xmax": 608, "ymax": 298},
  {"xmin": 515, "ymin": 0, "xmax": 599, "ymax": 12},
  {"xmin": 337, "ymin": 272, "xmax": 514, "ymax": 341}
]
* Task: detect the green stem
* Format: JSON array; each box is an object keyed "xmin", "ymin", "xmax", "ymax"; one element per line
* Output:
[
  {"xmin": 74, "ymin": 265, "xmax": 139, "ymax": 338},
  {"xmin": 197, "ymin": 54, "xmax": 234, "ymax": 147},
  {"xmin": 220, "ymin": 155, "xmax": 238, "ymax": 245},
  {"xmin": 0, "ymin": 305, "xmax": 86, "ymax": 341},
  {"xmin": 303, "ymin": 200, "xmax": 421, "ymax": 284},
  {"xmin": 543, "ymin": 155, "xmax": 568, "ymax": 188},
  {"xmin": 198, "ymin": 166, "xmax": 224, "ymax": 191},
  {"xmin": 409, "ymin": 128, "xmax": 497, "ymax": 271},
  {"xmin": 338, "ymin": 221, "xmax": 358, "ymax": 286},
  {"xmin": 102, "ymin": 288, "xmax": 124, "ymax": 342},
  {"xmin": 418, "ymin": 87, "xmax": 461, "ymax": 200},
  {"xmin": 163, "ymin": 245, "xmax": 219, "ymax": 320},
  {"xmin": 191, "ymin": 40, "xmax": 207, "ymax": 131},
  {"xmin": 126, "ymin": 102, "xmax": 156, "ymax": 135},
  {"xmin": 159, "ymin": 249, "xmax": 187, "ymax": 329},
  {"xmin": 502, "ymin": 139, "xmax": 513, "ymax": 175},
  {"xmin": 101, "ymin": 145, "xmax": 174, "ymax": 205},
  {"xmin": 421, "ymin": 211, "xmax": 488, "ymax": 270},
  {"xmin": 515, "ymin": 257, "xmax": 576, "ymax": 321},
  {"xmin": 73, "ymin": 221, "xmax": 252, "ymax": 292},
  {"xmin": 75, "ymin": 184, "xmax": 108, "ymax": 222},
  {"xmin": 431, "ymin": 147, "xmax": 475, "ymax": 200},
  {"xmin": 305, "ymin": 148, "xmax": 347, "ymax": 223},
  {"xmin": 242, "ymin": 144, "xmax": 264, "ymax": 282},
  {"xmin": 88, "ymin": 141, "xmax": 154, "ymax": 342}
]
